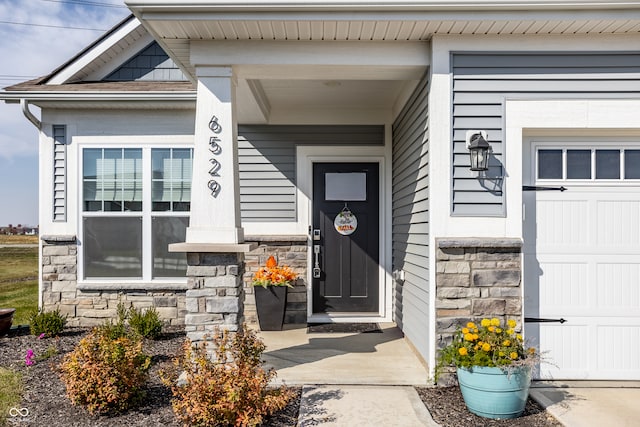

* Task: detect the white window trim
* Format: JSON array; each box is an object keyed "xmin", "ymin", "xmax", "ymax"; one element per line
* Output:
[
  {"xmin": 76, "ymin": 136, "xmax": 193, "ymax": 285},
  {"xmin": 296, "ymin": 145, "xmax": 392, "ymax": 323}
]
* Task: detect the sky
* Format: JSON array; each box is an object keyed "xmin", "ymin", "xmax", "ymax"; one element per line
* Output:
[{"xmin": 0, "ymin": 0, "xmax": 130, "ymax": 226}]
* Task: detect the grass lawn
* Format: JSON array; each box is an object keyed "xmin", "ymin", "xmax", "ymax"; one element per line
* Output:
[
  {"xmin": 0, "ymin": 246, "xmax": 38, "ymax": 326},
  {"xmin": 0, "ymin": 367, "xmax": 23, "ymax": 427}
]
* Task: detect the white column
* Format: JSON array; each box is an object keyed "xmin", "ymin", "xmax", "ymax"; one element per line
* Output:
[{"xmin": 186, "ymin": 66, "xmax": 243, "ymax": 244}]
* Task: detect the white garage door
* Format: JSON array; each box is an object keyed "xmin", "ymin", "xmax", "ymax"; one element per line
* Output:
[{"xmin": 524, "ymin": 143, "xmax": 640, "ymax": 380}]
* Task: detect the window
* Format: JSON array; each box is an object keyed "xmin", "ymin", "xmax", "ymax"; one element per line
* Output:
[
  {"xmin": 82, "ymin": 147, "xmax": 192, "ymax": 280},
  {"xmin": 537, "ymin": 147, "xmax": 640, "ymax": 181}
]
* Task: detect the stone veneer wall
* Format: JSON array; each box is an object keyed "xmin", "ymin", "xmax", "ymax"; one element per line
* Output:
[
  {"xmin": 435, "ymin": 238, "xmax": 523, "ymax": 384},
  {"xmin": 41, "ymin": 235, "xmax": 186, "ymax": 327},
  {"xmin": 243, "ymin": 236, "xmax": 308, "ymax": 325}
]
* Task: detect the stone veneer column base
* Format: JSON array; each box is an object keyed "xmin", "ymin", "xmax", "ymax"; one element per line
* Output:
[
  {"xmin": 184, "ymin": 252, "xmax": 246, "ymax": 346},
  {"xmin": 435, "ymin": 237, "xmax": 523, "ymax": 385}
]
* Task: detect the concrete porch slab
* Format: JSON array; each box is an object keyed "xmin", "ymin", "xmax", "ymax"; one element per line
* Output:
[
  {"xmin": 256, "ymin": 323, "xmax": 430, "ymax": 386},
  {"xmin": 530, "ymin": 381, "xmax": 640, "ymax": 427}
]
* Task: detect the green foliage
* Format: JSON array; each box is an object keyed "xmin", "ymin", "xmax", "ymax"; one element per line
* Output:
[
  {"xmin": 161, "ymin": 326, "xmax": 293, "ymax": 427},
  {"xmin": 58, "ymin": 327, "xmax": 151, "ymax": 414},
  {"xmin": 28, "ymin": 308, "xmax": 67, "ymax": 337},
  {"xmin": 0, "ymin": 368, "xmax": 23, "ymax": 427},
  {"xmin": 98, "ymin": 303, "xmax": 163, "ymax": 340},
  {"xmin": 96, "ymin": 303, "xmax": 129, "ymax": 340},
  {"xmin": 128, "ymin": 306, "xmax": 163, "ymax": 340}
]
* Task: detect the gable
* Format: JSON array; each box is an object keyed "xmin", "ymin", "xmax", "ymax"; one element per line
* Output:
[{"xmin": 104, "ymin": 42, "xmax": 187, "ymax": 82}]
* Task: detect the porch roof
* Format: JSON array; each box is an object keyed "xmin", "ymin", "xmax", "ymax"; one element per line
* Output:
[{"xmin": 127, "ymin": 1, "xmax": 640, "ymax": 80}]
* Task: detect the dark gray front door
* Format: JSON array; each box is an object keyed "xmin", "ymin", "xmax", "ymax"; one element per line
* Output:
[{"xmin": 312, "ymin": 163, "xmax": 379, "ymax": 313}]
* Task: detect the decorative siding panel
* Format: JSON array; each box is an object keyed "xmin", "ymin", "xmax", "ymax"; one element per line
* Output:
[
  {"xmin": 391, "ymin": 74, "xmax": 430, "ymax": 362},
  {"xmin": 238, "ymin": 125, "xmax": 384, "ymax": 222},
  {"xmin": 52, "ymin": 125, "xmax": 67, "ymax": 222},
  {"xmin": 105, "ymin": 42, "xmax": 187, "ymax": 82},
  {"xmin": 452, "ymin": 53, "xmax": 640, "ymax": 216}
]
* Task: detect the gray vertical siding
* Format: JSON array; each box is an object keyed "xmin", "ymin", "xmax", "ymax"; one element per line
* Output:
[
  {"xmin": 238, "ymin": 125, "xmax": 384, "ymax": 222},
  {"xmin": 392, "ymin": 74, "xmax": 430, "ymax": 362},
  {"xmin": 53, "ymin": 125, "xmax": 67, "ymax": 222},
  {"xmin": 452, "ymin": 52, "xmax": 640, "ymax": 216}
]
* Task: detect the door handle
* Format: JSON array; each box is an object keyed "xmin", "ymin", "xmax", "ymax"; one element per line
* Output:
[{"xmin": 313, "ymin": 244, "xmax": 321, "ymax": 278}]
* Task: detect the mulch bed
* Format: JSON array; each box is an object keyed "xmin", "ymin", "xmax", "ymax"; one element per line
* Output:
[
  {"xmin": 1, "ymin": 327, "xmax": 562, "ymax": 426},
  {"xmin": 0, "ymin": 327, "xmax": 299, "ymax": 427},
  {"xmin": 416, "ymin": 386, "xmax": 562, "ymax": 427}
]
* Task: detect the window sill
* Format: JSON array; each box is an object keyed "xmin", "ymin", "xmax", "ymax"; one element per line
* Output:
[{"xmin": 77, "ymin": 281, "xmax": 188, "ymax": 292}]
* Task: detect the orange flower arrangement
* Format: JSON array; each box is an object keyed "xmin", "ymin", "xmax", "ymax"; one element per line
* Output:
[{"xmin": 252, "ymin": 255, "xmax": 297, "ymax": 288}]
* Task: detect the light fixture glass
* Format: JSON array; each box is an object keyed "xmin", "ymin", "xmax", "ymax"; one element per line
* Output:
[{"xmin": 468, "ymin": 133, "xmax": 491, "ymax": 172}]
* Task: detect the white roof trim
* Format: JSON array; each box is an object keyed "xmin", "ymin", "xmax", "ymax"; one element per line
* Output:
[
  {"xmin": 0, "ymin": 91, "xmax": 197, "ymax": 103},
  {"xmin": 47, "ymin": 17, "xmax": 146, "ymax": 85},
  {"xmin": 126, "ymin": 0, "xmax": 640, "ymax": 12}
]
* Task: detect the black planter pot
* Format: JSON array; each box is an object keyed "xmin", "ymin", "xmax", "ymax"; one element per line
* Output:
[{"xmin": 254, "ymin": 286, "xmax": 287, "ymax": 331}]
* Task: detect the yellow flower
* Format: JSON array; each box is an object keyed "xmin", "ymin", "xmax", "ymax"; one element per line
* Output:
[
  {"xmin": 502, "ymin": 340, "xmax": 511, "ymax": 346},
  {"xmin": 490, "ymin": 318, "xmax": 500, "ymax": 326},
  {"xmin": 458, "ymin": 347, "xmax": 468, "ymax": 356},
  {"xmin": 481, "ymin": 319, "xmax": 491, "ymax": 327},
  {"xmin": 516, "ymin": 334, "xmax": 523, "ymax": 341},
  {"xmin": 482, "ymin": 343, "xmax": 492, "ymax": 352},
  {"xmin": 488, "ymin": 326, "xmax": 495, "ymax": 332},
  {"xmin": 506, "ymin": 329, "xmax": 514, "ymax": 335},
  {"xmin": 464, "ymin": 333, "xmax": 475, "ymax": 342},
  {"xmin": 462, "ymin": 327, "xmax": 470, "ymax": 334},
  {"xmin": 499, "ymin": 351, "xmax": 505, "ymax": 357},
  {"xmin": 510, "ymin": 352, "xmax": 519, "ymax": 360},
  {"xmin": 496, "ymin": 328, "xmax": 502, "ymax": 333},
  {"xmin": 472, "ymin": 334, "xmax": 479, "ymax": 340},
  {"xmin": 528, "ymin": 347, "xmax": 536, "ymax": 355},
  {"xmin": 467, "ymin": 322, "xmax": 476, "ymax": 329},
  {"xmin": 507, "ymin": 319, "xmax": 517, "ymax": 328},
  {"xmin": 473, "ymin": 328, "xmax": 479, "ymax": 333}
]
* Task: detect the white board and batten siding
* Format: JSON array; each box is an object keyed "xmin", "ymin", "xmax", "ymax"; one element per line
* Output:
[
  {"xmin": 392, "ymin": 75, "xmax": 430, "ymax": 362},
  {"xmin": 452, "ymin": 52, "xmax": 640, "ymax": 216},
  {"xmin": 237, "ymin": 125, "xmax": 384, "ymax": 223}
]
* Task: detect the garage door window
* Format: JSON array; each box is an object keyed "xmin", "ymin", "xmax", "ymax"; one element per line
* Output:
[{"xmin": 537, "ymin": 147, "xmax": 640, "ymax": 181}]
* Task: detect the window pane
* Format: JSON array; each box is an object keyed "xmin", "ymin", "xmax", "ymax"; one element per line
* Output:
[
  {"xmin": 566, "ymin": 150, "xmax": 591, "ymax": 179},
  {"xmin": 596, "ymin": 150, "xmax": 620, "ymax": 179},
  {"xmin": 152, "ymin": 149, "xmax": 170, "ymax": 179},
  {"xmin": 538, "ymin": 149, "xmax": 563, "ymax": 179},
  {"xmin": 152, "ymin": 216, "xmax": 188, "ymax": 278},
  {"xmin": 103, "ymin": 149, "xmax": 121, "ymax": 179},
  {"xmin": 151, "ymin": 148, "xmax": 193, "ymax": 212},
  {"xmin": 84, "ymin": 217, "xmax": 142, "ymax": 278},
  {"xmin": 83, "ymin": 149, "xmax": 101, "ymax": 179},
  {"xmin": 625, "ymin": 150, "xmax": 640, "ymax": 179}
]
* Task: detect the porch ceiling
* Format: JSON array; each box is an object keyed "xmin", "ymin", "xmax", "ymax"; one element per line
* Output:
[{"xmin": 126, "ymin": 1, "xmax": 640, "ymax": 122}]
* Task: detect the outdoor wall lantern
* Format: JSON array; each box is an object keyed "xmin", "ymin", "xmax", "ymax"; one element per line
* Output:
[{"xmin": 466, "ymin": 130, "xmax": 491, "ymax": 172}]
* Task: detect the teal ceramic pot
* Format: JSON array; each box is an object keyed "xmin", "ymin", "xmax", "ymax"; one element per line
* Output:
[{"xmin": 456, "ymin": 366, "xmax": 532, "ymax": 419}]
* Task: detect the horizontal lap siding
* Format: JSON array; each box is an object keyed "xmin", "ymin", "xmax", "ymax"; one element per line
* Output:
[
  {"xmin": 392, "ymin": 74, "xmax": 430, "ymax": 362},
  {"xmin": 452, "ymin": 52, "xmax": 640, "ymax": 216},
  {"xmin": 238, "ymin": 125, "xmax": 384, "ymax": 222}
]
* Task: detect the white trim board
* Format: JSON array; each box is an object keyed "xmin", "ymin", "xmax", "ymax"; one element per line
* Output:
[{"xmin": 296, "ymin": 145, "xmax": 392, "ymax": 323}]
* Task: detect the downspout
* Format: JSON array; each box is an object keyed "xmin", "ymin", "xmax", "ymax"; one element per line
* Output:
[{"xmin": 20, "ymin": 99, "xmax": 41, "ymax": 129}]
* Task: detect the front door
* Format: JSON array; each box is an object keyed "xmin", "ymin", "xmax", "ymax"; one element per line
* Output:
[{"xmin": 312, "ymin": 163, "xmax": 379, "ymax": 314}]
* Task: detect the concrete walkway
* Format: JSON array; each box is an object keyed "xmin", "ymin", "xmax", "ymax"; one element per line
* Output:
[
  {"xmin": 297, "ymin": 385, "xmax": 438, "ymax": 427},
  {"xmin": 259, "ymin": 325, "xmax": 640, "ymax": 426},
  {"xmin": 530, "ymin": 381, "xmax": 640, "ymax": 427}
]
